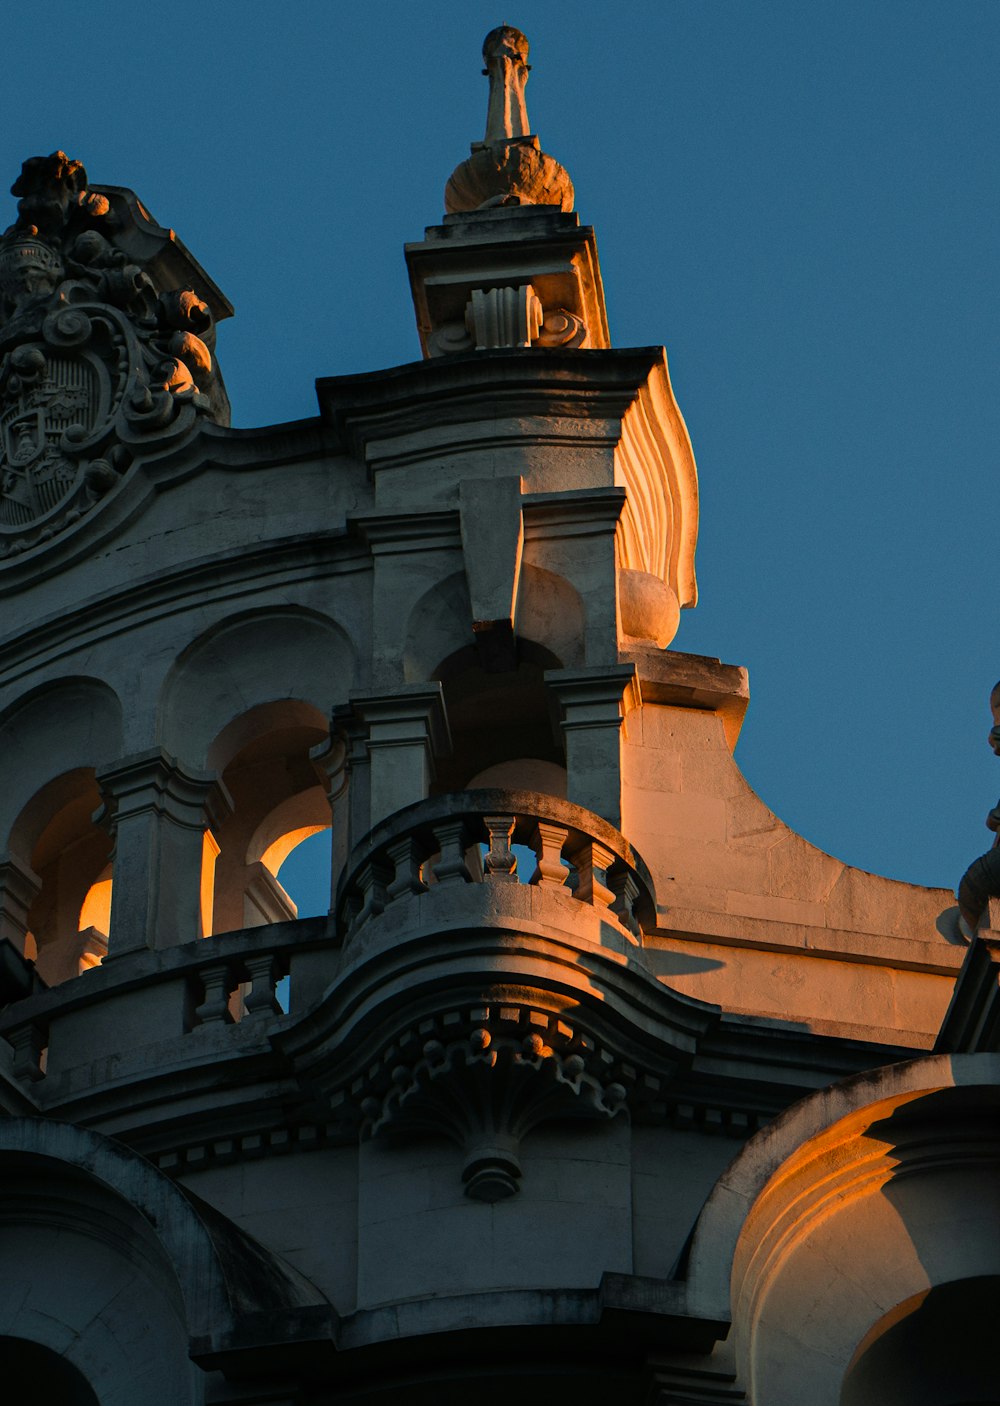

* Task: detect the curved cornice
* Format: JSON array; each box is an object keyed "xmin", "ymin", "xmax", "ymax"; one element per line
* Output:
[{"xmin": 0, "ymin": 415, "xmax": 337, "ymax": 592}]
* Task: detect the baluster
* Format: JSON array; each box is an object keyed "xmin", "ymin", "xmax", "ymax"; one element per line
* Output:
[
  {"xmin": 431, "ymin": 820, "xmax": 474, "ymax": 884},
  {"xmin": 7, "ymin": 1020, "xmax": 45, "ymax": 1081},
  {"xmin": 608, "ymin": 867, "xmax": 641, "ymax": 938},
  {"xmin": 483, "ymin": 815, "xmax": 517, "ymax": 882},
  {"xmin": 341, "ymin": 890, "xmax": 363, "ymax": 931},
  {"xmin": 573, "ymin": 840, "xmax": 616, "ymax": 911},
  {"xmin": 530, "ymin": 820, "xmax": 569, "ymax": 887},
  {"xmin": 243, "ymin": 953, "xmax": 282, "ymax": 1016},
  {"xmin": 353, "ymin": 857, "xmax": 392, "ymax": 927},
  {"xmin": 386, "ymin": 833, "xmax": 428, "ymax": 901},
  {"xmin": 195, "ymin": 961, "xmax": 234, "ymax": 1025}
]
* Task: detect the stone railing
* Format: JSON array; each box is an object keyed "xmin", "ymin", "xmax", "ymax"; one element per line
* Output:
[
  {"xmin": 0, "ymin": 916, "xmax": 334, "ymax": 1082},
  {"xmin": 336, "ymin": 789, "xmax": 656, "ymax": 942},
  {"xmin": 1, "ymin": 792, "xmax": 657, "ymax": 1085}
]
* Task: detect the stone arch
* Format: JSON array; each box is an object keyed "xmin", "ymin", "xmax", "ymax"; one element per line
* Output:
[
  {"xmin": 0, "ymin": 1337, "xmax": 99, "ymax": 1403},
  {"xmin": 429, "ymin": 638, "xmax": 566, "ymax": 794},
  {"xmin": 515, "ymin": 562, "xmax": 585, "ymax": 668},
  {"xmin": 686, "ymin": 1053, "xmax": 1000, "ymax": 1406},
  {"xmin": 0, "ymin": 677, "xmax": 123, "ymax": 846},
  {"xmin": 158, "ymin": 611, "xmax": 353, "ymax": 933},
  {"xmin": 199, "ymin": 698, "xmax": 338, "ymax": 935},
  {"xmin": 402, "ymin": 565, "xmax": 586, "ymax": 685},
  {"xmin": 158, "ymin": 606, "xmax": 355, "ymax": 771},
  {"xmin": 403, "ymin": 571, "xmax": 473, "ymax": 685},
  {"xmin": 0, "ymin": 1119, "xmax": 323, "ymax": 1405},
  {"xmin": 0, "ymin": 679, "xmax": 123, "ymax": 980}
]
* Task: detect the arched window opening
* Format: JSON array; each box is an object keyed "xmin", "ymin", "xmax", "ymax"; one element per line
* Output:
[
  {"xmin": 432, "ymin": 640, "xmax": 565, "ymax": 794},
  {"xmin": 9, "ymin": 769, "xmax": 112, "ymax": 985},
  {"xmin": 203, "ymin": 703, "xmax": 334, "ymax": 938},
  {"xmin": 273, "ymin": 828, "xmax": 334, "ymax": 919}
]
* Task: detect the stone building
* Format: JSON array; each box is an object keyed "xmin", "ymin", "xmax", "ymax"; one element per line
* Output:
[{"xmin": 0, "ymin": 26, "xmax": 997, "ymax": 1406}]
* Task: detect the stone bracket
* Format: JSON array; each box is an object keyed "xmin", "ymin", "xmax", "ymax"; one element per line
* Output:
[{"xmin": 460, "ymin": 475, "xmax": 523, "ymax": 671}]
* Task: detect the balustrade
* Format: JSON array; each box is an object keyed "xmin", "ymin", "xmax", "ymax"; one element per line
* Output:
[
  {"xmin": 337, "ymin": 788, "xmax": 654, "ymax": 942},
  {"xmin": 0, "ymin": 791, "xmax": 656, "ymax": 1085},
  {"xmin": 0, "ymin": 920, "xmax": 324, "ymax": 1081}
]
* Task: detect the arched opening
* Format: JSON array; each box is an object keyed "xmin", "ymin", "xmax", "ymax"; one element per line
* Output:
[
  {"xmin": 0, "ymin": 1337, "xmax": 99, "ymax": 1403},
  {"xmin": 203, "ymin": 701, "xmax": 334, "ymax": 936},
  {"xmin": 11, "ymin": 769, "xmax": 112, "ymax": 984},
  {"xmin": 431, "ymin": 640, "xmax": 566, "ymax": 794},
  {"xmin": 0, "ymin": 677, "xmax": 122, "ymax": 984}
]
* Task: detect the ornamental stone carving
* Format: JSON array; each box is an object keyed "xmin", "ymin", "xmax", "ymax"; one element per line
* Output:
[
  {"xmin": 445, "ymin": 27, "xmax": 574, "ymax": 214},
  {"xmin": 0, "ymin": 151, "xmax": 230, "ymax": 555},
  {"xmin": 356, "ymin": 1005, "xmax": 629, "ymax": 1202}
]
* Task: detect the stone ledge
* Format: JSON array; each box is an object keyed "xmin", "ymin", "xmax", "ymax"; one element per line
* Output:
[
  {"xmin": 652, "ymin": 905, "xmax": 965, "ymax": 976},
  {"xmin": 622, "ymin": 646, "xmax": 750, "ymax": 750}
]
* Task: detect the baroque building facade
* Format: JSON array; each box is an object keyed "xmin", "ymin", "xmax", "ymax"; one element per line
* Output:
[{"xmin": 0, "ymin": 27, "xmax": 997, "ymax": 1406}]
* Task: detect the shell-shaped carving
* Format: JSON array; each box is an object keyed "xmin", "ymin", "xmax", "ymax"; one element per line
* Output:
[{"xmin": 445, "ymin": 139, "xmax": 574, "ymax": 214}]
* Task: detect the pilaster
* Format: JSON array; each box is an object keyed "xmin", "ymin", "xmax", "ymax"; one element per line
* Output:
[
  {"xmin": 546, "ymin": 664, "xmax": 640, "ymax": 829},
  {"xmin": 97, "ymin": 749, "xmax": 222, "ymax": 957},
  {"xmin": 348, "ymin": 685, "xmax": 452, "ymax": 828}
]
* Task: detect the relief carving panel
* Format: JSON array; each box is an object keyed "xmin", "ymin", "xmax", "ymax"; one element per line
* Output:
[{"xmin": 0, "ymin": 151, "xmax": 229, "ymax": 555}]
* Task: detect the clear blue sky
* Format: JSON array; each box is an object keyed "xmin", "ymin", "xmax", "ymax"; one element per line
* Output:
[{"xmin": 7, "ymin": 3, "xmax": 998, "ymax": 902}]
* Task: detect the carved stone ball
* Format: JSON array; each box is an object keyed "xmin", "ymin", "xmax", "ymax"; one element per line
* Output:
[
  {"xmin": 618, "ymin": 569, "xmax": 681, "ymax": 649},
  {"xmin": 482, "ymin": 25, "xmax": 530, "ymax": 67},
  {"xmin": 445, "ymin": 139, "xmax": 574, "ymax": 214}
]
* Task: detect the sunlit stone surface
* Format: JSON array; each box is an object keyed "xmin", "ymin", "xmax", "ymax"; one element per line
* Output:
[{"xmin": 0, "ymin": 27, "xmax": 995, "ymax": 1406}]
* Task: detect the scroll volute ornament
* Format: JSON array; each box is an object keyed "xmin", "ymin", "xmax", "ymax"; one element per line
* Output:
[
  {"xmin": 445, "ymin": 27, "xmax": 575, "ymax": 214},
  {"xmin": 0, "ymin": 151, "xmax": 229, "ymax": 556}
]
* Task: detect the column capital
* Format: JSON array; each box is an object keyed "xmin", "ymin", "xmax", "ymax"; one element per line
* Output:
[
  {"xmin": 348, "ymin": 683, "xmax": 452, "ymax": 758},
  {"xmin": 347, "ymin": 685, "xmax": 452, "ymax": 828},
  {"xmin": 545, "ymin": 664, "xmax": 641, "ymax": 729},
  {"xmin": 544, "ymin": 666, "xmax": 639, "ymax": 830},
  {"xmin": 97, "ymin": 748, "xmax": 225, "ymax": 832}
]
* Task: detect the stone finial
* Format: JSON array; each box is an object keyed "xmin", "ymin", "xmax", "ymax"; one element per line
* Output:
[
  {"xmin": 445, "ymin": 26, "xmax": 574, "ymax": 215},
  {"xmin": 482, "ymin": 25, "xmax": 531, "ymax": 143}
]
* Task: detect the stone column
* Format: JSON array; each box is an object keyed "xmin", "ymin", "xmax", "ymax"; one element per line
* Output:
[
  {"xmin": 349, "ymin": 685, "xmax": 452, "ymax": 829},
  {"xmin": 97, "ymin": 749, "xmax": 221, "ymax": 958},
  {"xmin": 0, "ymin": 852, "xmax": 41, "ymax": 957},
  {"xmin": 545, "ymin": 665, "xmax": 640, "ymax": 830}
]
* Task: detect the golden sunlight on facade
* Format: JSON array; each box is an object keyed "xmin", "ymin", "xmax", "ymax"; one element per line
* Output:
[{"xmin": 0, "ymin": 27, "xmax": 995, "ymax": 1406}]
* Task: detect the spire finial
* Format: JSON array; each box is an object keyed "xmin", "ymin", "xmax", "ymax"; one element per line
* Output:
[
  {"xmin": 482, "ymin": 26, "xmax": 531, "ymax": 143},
  {"xmin": 444, "ymin": 25, "xmax": 574, "ymax": 215}
]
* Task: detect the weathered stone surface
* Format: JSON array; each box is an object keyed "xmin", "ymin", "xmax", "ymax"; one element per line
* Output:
[
  {"xmin": 445, "ymin": 28, "xmax": 574, "ymax": 215},
  {"xmin": 0, "ymin": 152, "xmax": 230, "ymax": 559},
  {"xmin": 0, "ymin": 37, "xmax": 987, "ymax": 1406}
]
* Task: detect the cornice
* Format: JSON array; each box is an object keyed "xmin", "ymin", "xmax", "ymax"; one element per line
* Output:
[
  {"xmin": 316, "ymin": 347, "xmax": 669, "ymax": 464},
  {"xmin": 0, "ymin": 415, "xmax": 340, "ymax": 593},
  {"xmin": 0, "ymin": 527, "xmax": 368, "ymax": 688}
]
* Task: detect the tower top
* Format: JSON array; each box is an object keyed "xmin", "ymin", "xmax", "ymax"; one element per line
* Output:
[{"xmin": 445, "ymin": 25, "xmax": 574, "ymax": 215}]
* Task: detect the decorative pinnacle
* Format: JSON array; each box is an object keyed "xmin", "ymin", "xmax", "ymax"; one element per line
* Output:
[
  {"xmin": 444, "ymin": 25, "xmax": 574, "ymax": 215},
  {"xmin": 482, "ymin": 26, "xmax": 531, "ymax": 143}
]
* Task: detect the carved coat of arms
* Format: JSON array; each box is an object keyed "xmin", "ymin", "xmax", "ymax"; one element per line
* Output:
[{"xmin": 0, "ymin": 151, "xmax": 230, "ymax": 555}]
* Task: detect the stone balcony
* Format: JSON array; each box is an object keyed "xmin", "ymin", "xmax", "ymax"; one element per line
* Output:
[
  {"xmin": 0, "ymin": 790, "xmax": 715, "ymax": 1168},
  {"xmin": 336, "ymin": 787, "xmax": 657, "ymax": 947}
]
